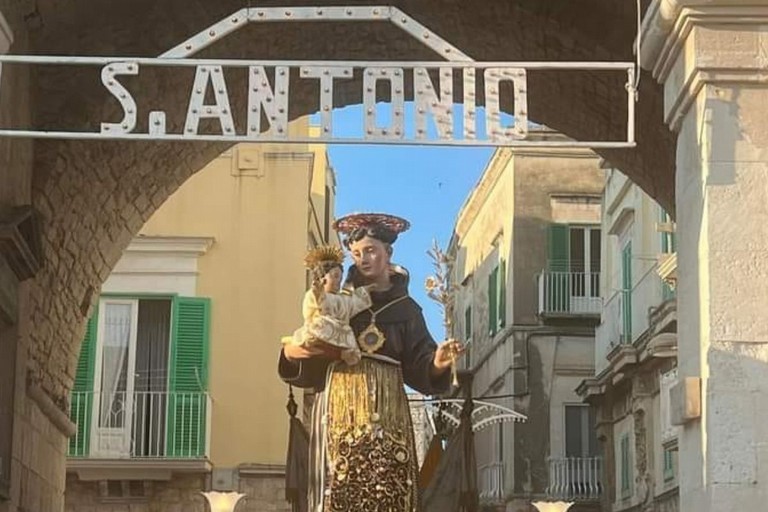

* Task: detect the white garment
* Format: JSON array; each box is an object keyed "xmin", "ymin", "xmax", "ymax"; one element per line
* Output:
[{"xmin": 284, "ymin": 287, "xmax": 371, "ymax": 365}]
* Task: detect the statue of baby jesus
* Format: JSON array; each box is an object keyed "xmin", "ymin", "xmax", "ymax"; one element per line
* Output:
[{"xmin": 281, "ymin": 245, "xmax": 371, "ymax": 365}]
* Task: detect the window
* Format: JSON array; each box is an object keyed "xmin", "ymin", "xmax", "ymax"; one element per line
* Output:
[
  {"xmin": 663, "ymin": 447, "xmax": 676, "ymax": 482},
  {"xmin": 69, "ymin": 296, "xmax": 210, "ymax": 459},
  {"xmin": 487, "ymin": 259, "xmax": 506, "ymax": 337},
  {"xmin": 547, "ymin": 224, "xmax": 601, "ymax": 297},
  {"xmin": 498, "ymin": 423, "xmax": 505, "ymax": 463},
  {"xmin": 620, "ymin": 433, "xmax": 633, "ymax": 498},
  {"xmin": 489, "ymin": 421, "xmax": 505, "ymax": 464},
  {"xmin": 564, "ymin": 405, "xmax": 598, "ymax": 458},
  {"xmin": 660, "ymin": 368, "xmax": 681, "ymax": 445},
  {"xmin": 464, "ymin": 305, "xmax": 473, "ymax": 342},
  {"xmin": 659, "ymin": 208, "xmax": 676, "ymax": 300},
  {"xmin": 99, "ymin": 479, "xmax": 152, "ymax": 502},
  {"xmin": 621, "ymin": 242, "xmax": 632, "ymax": 343},
  {"xmin": 659, "ymin": 208, "xmax": 676, "ymax": 254},
  {"xmin": 488, "ymin": 266, "xmax": 498, "ymax": 336}
]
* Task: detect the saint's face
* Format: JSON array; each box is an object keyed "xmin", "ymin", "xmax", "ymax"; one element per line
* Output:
[{"xmin": 348, "ymin": 235, "xmax": 390, "ymax": 282}]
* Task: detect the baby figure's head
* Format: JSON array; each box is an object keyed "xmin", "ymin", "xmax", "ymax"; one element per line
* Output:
[
  {"xmin": 321, "ymin": 265, "xmax": 343, "ymax": 294},
  {"xmin": 304, "ymin": 245, "xmax": 345, "ymax": 294}
]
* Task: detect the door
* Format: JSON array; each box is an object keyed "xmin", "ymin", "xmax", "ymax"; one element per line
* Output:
[
  {"xmin": 568, "ymin": 226, "xmax": 601, "ymax": 313},
  {"xmin": 91, "ymin": 299, "xmax": 139, "ymax": 457}
]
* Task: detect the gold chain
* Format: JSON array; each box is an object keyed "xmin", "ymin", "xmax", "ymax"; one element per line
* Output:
[
  {"xmin": 357, "ymin": 295, "xmax": 409, "ymax": 354},
  {"xmin": 368, "ymin": 295, "xmax": 409, "ymax": 322}
]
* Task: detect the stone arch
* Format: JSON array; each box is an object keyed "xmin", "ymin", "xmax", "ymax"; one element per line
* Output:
[{"xmin": 19, "ymin": 0, "xmax": 674, "ymax": 407}]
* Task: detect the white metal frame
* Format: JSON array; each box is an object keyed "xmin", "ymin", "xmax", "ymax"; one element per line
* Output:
[
  {"xmin": 160, "ymin": 6, "xmax": 472, "ymax": 61},
  {"xmin": 0, "ymin": 5, "xmax": 637, "ymax": 148},
  {"xmin": 424, "ymin": 398, "xmax": 527, "ymax": 433}
]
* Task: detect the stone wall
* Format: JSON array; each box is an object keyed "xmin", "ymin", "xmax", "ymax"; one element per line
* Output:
[
  {"xmin": 65, "ymin": 474, "xmax": 207, "ymax": 512},
  {"xmin": 8, "ymin": 384, "xmax": 68, "ymax": 512},
  {"xmin": 238, "ymin": 472, "xmax": 291, "ymax": 512},
  {"xmin": 64, "ymin": 471, "xmax": 293, "ymax": 512}
]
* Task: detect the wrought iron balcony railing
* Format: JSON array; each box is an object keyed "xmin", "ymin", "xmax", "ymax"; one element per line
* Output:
[
  {"xmin": 537, "ymin": 271, "xmax": 602, "ymax": 316},
  {"xmin": 68, "ymin": 390, "xmax": 210, "ymax": 459},
  {"xmin": 546, "ymin": 457, "xmax": 603, "ymax": 501},
  {"xmin": 479, "ymin": 462, "xmax": 505, "ymax": 503}
]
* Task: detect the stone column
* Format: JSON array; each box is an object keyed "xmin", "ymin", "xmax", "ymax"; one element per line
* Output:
[{"xmin": 641, "ymin": 2, "xmax": 768, "ymax": 510}]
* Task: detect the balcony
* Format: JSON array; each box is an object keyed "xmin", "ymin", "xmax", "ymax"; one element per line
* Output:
[
  {"xmin": 479, "ymin": 462, "xmax": 505, "ymax": 504},
  {"xmin": 68, "ymin": 391, "xmax": 211, "ymax": 461},
  {"xmin": 546, "ymin": 457, "xmax": 603, "ymax": 501},
  {"xmin": 537, "ymin": 271, "xmax": 602, "ymax": 317}
]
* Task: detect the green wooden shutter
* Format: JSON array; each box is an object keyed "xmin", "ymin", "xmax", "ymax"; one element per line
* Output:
[
  {"xmin": 498, "ymin": 259, "xmax": 507, "ymax": 328},
  {"xmin": 167, "ymin": 297, "xmax": 210, "ymax": 458},
  {"xmin": 547, "ymin": 224, "xmax": 569, "ymax": 272},
  {"xmin": 547, "ymin": 225, "xmax": 570, "ymax": 312},
  {"xmin": 621, "ymin": 243, "xmax": 633, "ymax": 343},
  {"xmin": 464, "ymin": 305, "xmax": 472, "ymax": 341},
  {"xmin": 69, "ymin": 310, "xmax": 98, "ymax": 457},
  {"xmin": 488, "ymin": 266, "xmax": 498, "ymax": 336},
  {"xmin": 663, "ymin": 448, "xmax": 675, "ymax": 481}
]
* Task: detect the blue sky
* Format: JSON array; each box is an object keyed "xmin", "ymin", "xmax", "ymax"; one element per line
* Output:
[{"xmin": 323, "ymin": 104, "xmax": 494, "ymax": 337}]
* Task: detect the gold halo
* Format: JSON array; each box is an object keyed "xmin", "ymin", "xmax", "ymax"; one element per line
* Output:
[
  {"xmin": 333, "ymin": 213, "xmax": 411, "ymax": 235},
  {"xmin": 304, "ymin": 245, "xmax": 344, "ymax": 268}
]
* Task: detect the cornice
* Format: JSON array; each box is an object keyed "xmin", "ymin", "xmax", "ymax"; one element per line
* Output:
[{"xmin": 640, "ymin": 2, "xmax": 768, "ymax": 130}]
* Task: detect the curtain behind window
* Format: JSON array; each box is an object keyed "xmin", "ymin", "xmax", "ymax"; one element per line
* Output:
[{"xmin": 134, "ymin": 299, "xmax": 171, "ymax": 456}]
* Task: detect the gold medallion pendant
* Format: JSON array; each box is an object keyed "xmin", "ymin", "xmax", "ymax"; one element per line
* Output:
[
  {"xmin": 356, "ymin": 295, "xmax": 408, "ymax": 355},
  {"xmin": 357, "ymin": 320, "xmax": 385, "ymax": 354}
]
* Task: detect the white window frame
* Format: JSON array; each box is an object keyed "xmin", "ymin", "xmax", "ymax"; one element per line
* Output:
[{"xmin": 90, "ymin": 298, "xmax": 140, "ymax": 457}]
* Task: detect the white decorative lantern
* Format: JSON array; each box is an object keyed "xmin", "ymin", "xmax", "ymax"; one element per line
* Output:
[
  {"xmin": 201, "ymin": 491, "xmax": 246, "ymax": 512},
  {"xmin": 531, "ymin": 501, "xmax": 575, "ymax": 512}
]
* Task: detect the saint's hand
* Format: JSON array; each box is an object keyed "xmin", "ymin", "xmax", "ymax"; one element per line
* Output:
[
  {"xmin": 433, "ymin": 340, "xmax": 464, "ymax": 372},
  {"xmin": 284, "ymin": 341, "xmax": 342, "ymax": 362}
]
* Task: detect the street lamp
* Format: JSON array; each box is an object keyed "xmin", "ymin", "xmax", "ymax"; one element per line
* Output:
[
  {"xmin": 531, "ymin": 501, "xmax": 574, "ymax": 512},
  {"xmin": 201, "ymin": 491, "xmax": 246, "ymax": 512}
]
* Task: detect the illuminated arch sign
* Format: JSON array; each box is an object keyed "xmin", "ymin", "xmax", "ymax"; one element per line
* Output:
[{"xmin": 0, "ymin": 6, "xmax": 637, "ymax": 148}]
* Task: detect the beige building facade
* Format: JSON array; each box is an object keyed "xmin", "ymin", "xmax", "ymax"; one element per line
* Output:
[
  {"xmin": 63, "ymin": 120, "xmax": 338, "ymax": 512},
  {"xmin": 447, "ymin": 141, "xmax": 604, "ymax": 512},
  {"xmin": 578, "ymin": 168, "xmax": 679, "ymax": 512}
]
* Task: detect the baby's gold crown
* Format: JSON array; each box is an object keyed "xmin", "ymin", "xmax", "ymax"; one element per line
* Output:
[{"xmin": 304, "ymin": 245, "xmax": 344, "ymax": 268}]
